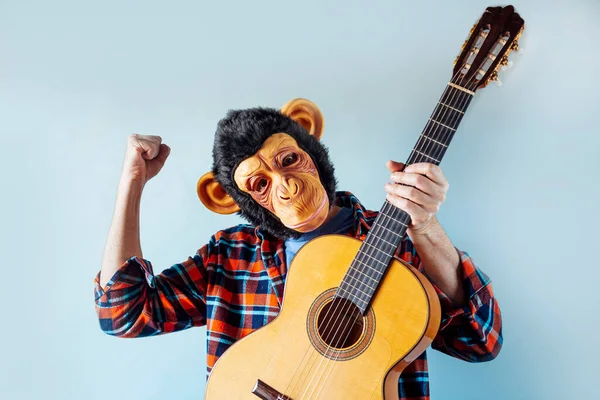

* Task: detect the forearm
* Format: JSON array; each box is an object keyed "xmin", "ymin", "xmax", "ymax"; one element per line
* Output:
[
  {"xmin": 100, "ymin": 176, "xmax": 144, "ymax": 288},
  {"xmin": 407, "ymin": 217, "xmax": 465, "ymax": 305}
]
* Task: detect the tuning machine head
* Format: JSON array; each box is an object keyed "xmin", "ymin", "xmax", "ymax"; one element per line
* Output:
[
  {"xmin": 489, "ymin": 71, "xmax": 503, "ymax": 86},
  {"xmin": 500, "ymin": 56, "xmax": 513, "ymax": 70},
  {"xmin": 452, "ymin": 6, "xmax": 524, "ymax": 90}
]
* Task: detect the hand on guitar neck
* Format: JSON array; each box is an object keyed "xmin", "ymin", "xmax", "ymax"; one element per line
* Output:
[{"xmin": 384, "ymin": 160, "xmax": 465, "ymax": 305}]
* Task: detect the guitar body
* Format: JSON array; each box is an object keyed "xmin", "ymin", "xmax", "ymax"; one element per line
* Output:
[{"xmin": 205, "ymin": 235, "xmax": 441, "ymax": 399}]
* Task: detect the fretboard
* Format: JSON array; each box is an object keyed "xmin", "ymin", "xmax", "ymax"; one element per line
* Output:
[{"xmin": 338, "ymin": 82, "xmax": 475, "ymax": 314}]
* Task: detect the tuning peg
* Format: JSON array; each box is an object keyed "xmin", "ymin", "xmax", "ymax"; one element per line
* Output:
[
  {"xmin": 499, "ymin": 56, "xmax": 511, "ymax": 70},
  {"xmin": 489, "ymin": 71, "xmax": 502, "ymax": 87},
  {"xmin": 501, "ymin": 60, "xmax": 513, "ymax": 71},
  {"xmin": 511, "ymin": 41, "xmax": 524, "ymax": 54}
]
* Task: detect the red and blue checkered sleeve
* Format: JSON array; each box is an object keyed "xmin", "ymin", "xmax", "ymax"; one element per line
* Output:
[
  {"xmin": 428, "ymin": 249, "xmax": 503, "ymax": 362},
  {"xmin": 94, "ymin": 246, "xmax": 209, "ymax": 338}
]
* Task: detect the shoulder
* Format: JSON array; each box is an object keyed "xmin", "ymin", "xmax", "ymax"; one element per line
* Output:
[
  {"xmin": 211, "ymin": 224, "xmax": 258, "ymax": 245},
  {"xmin": 198, "ymin": 224, "xmax": 259, "ymax": 265}
]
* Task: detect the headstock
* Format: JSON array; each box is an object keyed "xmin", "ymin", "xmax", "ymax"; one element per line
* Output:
[{"xmin": 452, "ymin": 5, "xmax": 525, "ymax": 91}]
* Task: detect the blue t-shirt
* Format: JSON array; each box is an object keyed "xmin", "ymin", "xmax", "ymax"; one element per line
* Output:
[{"xmin": 284, "ymin": 206, "xmax": 355, "ymax": 266}]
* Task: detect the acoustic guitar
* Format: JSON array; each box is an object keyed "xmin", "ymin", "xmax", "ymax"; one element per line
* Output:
[{"xmin": 206, "ymin": 6, "xmax": 524, "ymax": 399}]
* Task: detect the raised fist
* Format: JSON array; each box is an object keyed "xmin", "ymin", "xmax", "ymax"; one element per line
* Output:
[{"xmin": 122, "ymin": 134, "xmax": 171, "ymax": 184}]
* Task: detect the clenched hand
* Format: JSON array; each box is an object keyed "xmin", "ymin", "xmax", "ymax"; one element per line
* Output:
[
  {"xmin": 384, "ymin": 161, "xmax": 449, "ymax": 235},
  {"xmin": 122, "ymin": 134, "xmax": 171, "ymax": 184}
]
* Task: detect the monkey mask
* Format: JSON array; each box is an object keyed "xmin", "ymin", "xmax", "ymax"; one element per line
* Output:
[{"xmin": 197, "ymin": 99, "xmax": 338, "ymax": 240}]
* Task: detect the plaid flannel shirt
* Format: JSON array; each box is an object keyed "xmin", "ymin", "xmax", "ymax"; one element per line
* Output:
[{"xmin": 94, "ymin": 191, "xmax": 502, "ymax": 399}]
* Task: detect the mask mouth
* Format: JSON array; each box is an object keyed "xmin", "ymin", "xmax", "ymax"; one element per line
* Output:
[{"xmin": 285, "ymin": 194, "xmax": 328, "ymax": 230}]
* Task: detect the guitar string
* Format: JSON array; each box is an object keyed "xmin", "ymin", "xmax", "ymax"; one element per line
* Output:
[
  {"xmin": 305, "ymin": 81, "xmax": 476, "ymax": 399},
  {"xmin": 310, "ymin": 65, "xmax": 480, "ymax": 396},
  {"xmin": 307, "ymin": 83, "xmax": 475, "ymax": 400},
  {"xmin": 293, "ymin": 66, "xmax": 477, "ymax": 399},
  {"xmin": 298, "ymin": 66, "xmax": 476, "ymax": 399},
  {"xmin": 286, "ymin": 31, "xmax": 489, "ymax": 395},
  {"xmin": 303, "ymin": 71, "xmax": 479, "ymax": 399}
]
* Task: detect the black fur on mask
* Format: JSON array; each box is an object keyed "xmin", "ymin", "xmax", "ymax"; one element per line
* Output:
[{"xmin": 211, "ymin": 107, "xmax": 337, "ymax": 240}]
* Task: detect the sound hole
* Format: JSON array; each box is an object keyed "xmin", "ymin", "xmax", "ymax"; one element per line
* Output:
[{"xmin": 316, "ymin": 297, "xmax": 364, "ymax": 349}]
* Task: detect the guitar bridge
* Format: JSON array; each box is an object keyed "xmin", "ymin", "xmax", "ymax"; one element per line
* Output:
[{"xmin": 252, "ymin": 379, "xmax": 292, "ymax": 400}]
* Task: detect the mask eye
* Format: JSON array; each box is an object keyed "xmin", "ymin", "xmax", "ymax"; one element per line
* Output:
[
  {"xmin": 282, "ymin": 153, "xmax": 298, "ymax": 167},
  {"xmin": 255, "ymin": 178, "xmax": 268, "ymax": 192}
]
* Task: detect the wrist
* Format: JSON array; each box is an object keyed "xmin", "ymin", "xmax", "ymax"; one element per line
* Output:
[
  {"xmin": 119, "ymin": 171, "xmax": 145, "ymax": 187},
  {"xmin": 407, "ymin": 216, "xmax": 438, "ymax": 238},
  {"xmin": 118, "ymin": 175, "xmax": 145, "ymax": 198}
]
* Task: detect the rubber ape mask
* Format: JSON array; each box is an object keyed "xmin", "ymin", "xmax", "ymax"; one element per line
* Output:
[{"xmin": 197, "ymin": 99, "xmax": 338, "ymax": 240}]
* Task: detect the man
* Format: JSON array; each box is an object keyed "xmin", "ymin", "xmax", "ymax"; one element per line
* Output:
[{"xmin": 95, "ymin": 104, "xmax": 502, "ymax": 399}]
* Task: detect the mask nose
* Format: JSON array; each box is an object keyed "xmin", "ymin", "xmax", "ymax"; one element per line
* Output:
[{"xmin": 278, "ymin": 177, "xmax": 299, "ymax": 201}]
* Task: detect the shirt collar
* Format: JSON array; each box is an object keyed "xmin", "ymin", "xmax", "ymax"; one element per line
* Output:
[
  {"xmin": 332, "ymin": 190, "xmax": 375, "ymax": 239},
  {"xmin": 254, "ymin": 190, "xmax": 375, "ymax": 243}
]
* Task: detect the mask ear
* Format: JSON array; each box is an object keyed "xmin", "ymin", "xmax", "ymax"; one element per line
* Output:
[
  {"xmin": 281, "ymin": 98, "xmax": 324, "ymax": 140},
  {"xmin": 197, "ymin": 172, "xmax": 240, "ymax": 214}
]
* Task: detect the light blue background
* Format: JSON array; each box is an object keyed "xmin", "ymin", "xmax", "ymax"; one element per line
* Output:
[{"xmin": 1, "ymin": 0, "xmax": 598, "ymax": 399}]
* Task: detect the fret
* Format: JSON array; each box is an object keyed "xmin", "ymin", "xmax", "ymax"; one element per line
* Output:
[
  {"xmin": 430, "ymin": 101, "xmax": 464, "ymax": 129},
  {"xmin": 428, "ymin": 118, "xmax": 456, "ymax": 131},
  {"xmin": 343, "ymin": 274, "xmax": 377, "ymax": 292},
  {"xmin": 438, "ymin": 101, "xmax": 464, "ymax": 114},
  {"xmin": 337, "ymin": 288, "xmax": 368, "ymax": 306},
  {"xmin": 413, "ymin": 149, "xmax": 441, "ymax": 163},
  {"xmin": 442, "ymin": 86, "xmax": 473, "ymax": 113},
  {"xmin": 372, "ymin": 223, "xmax": 404, "ymax": 239},
  {"xmin": 367, "ymin": 232, "xmax": 396, "ymax": 247},
  {"xmin": 413, "ymin": 138, "xmax": 447, "ymax": 163},
  {"xmin": 349, "ymin": 259, "xmax": 384, "ymax": 278},
  {"xmin": 379, "ymin": 212, "xmax": 409, "ymax": 227},
  {"xmin": 347, "ymin": 261, "xmax": 382, "ymax": 281},
  {"xmin": 349, "ymin": 264, "xmax": 381, "ymax": 282},
  {"xmin": 420, "ymin": 133, "xmax": 448, "ymax": 148},
  {"xmin": 339, "ymin": 284, "xmax": 370, "ymax": 302},
  {"xmin": 427, "ymin": 116, "xmax": 457, "ymax": 132},
  {"xmin": 361, "ymin": 240, "xmax": 395, "ymax": 254},
  {"xmin": 357, "ymin": 250, "xmax": 388, "ymax": 267}
]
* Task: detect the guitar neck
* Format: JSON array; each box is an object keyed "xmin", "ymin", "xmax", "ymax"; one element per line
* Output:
[
  {"xmin": 410, "ymin": 82, "xmax": 474, "ymax": 166},
  {"xmin": 338, "ymin": 81, "xmax": 476, "ymax": 313}
]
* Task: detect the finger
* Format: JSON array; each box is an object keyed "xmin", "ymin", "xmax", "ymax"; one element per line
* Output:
[
  {"xmin": 385, "ymin": 182, "xmax": 429, "ymax": 206},
  {"xmin": 148, "ymin": 145, "xmax": 162, "ymax": 160},
  {"xmin": 133, "ymin": 134, "xmax": 162, "ymax": 143},
  {"xmin": 403, "ymin": 163, "xmax": 446, "ymax": 185},
  {"xmin": 129, "ymin": 134, "xmax": 161, "ymax": 158},
  {"xmin": 389, "ymin": 171, "xmax": 438, "ymax": 196},
  {"xmin": 138, "ymin": 140, "xmax": 161, "ymax": 160},
  {"xmin": 147, "ymin": 135, "xmax": 162, "ymax": 144},
  {"xmin": 385, "ymin": 192, "xmax": 428, "ymax": 222},
  {"xmin": 386, "ymin": 160, "xmax": 405, "ymax": 173},
  {"xmin": 154, "ymin": 144, "xmax": 171, "ymax": 164}
]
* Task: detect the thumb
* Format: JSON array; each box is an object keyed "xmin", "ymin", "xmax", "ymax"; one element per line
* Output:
[{"xmin": 386, "ymin": 160, "xmax": 405, "ymax": 173}]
